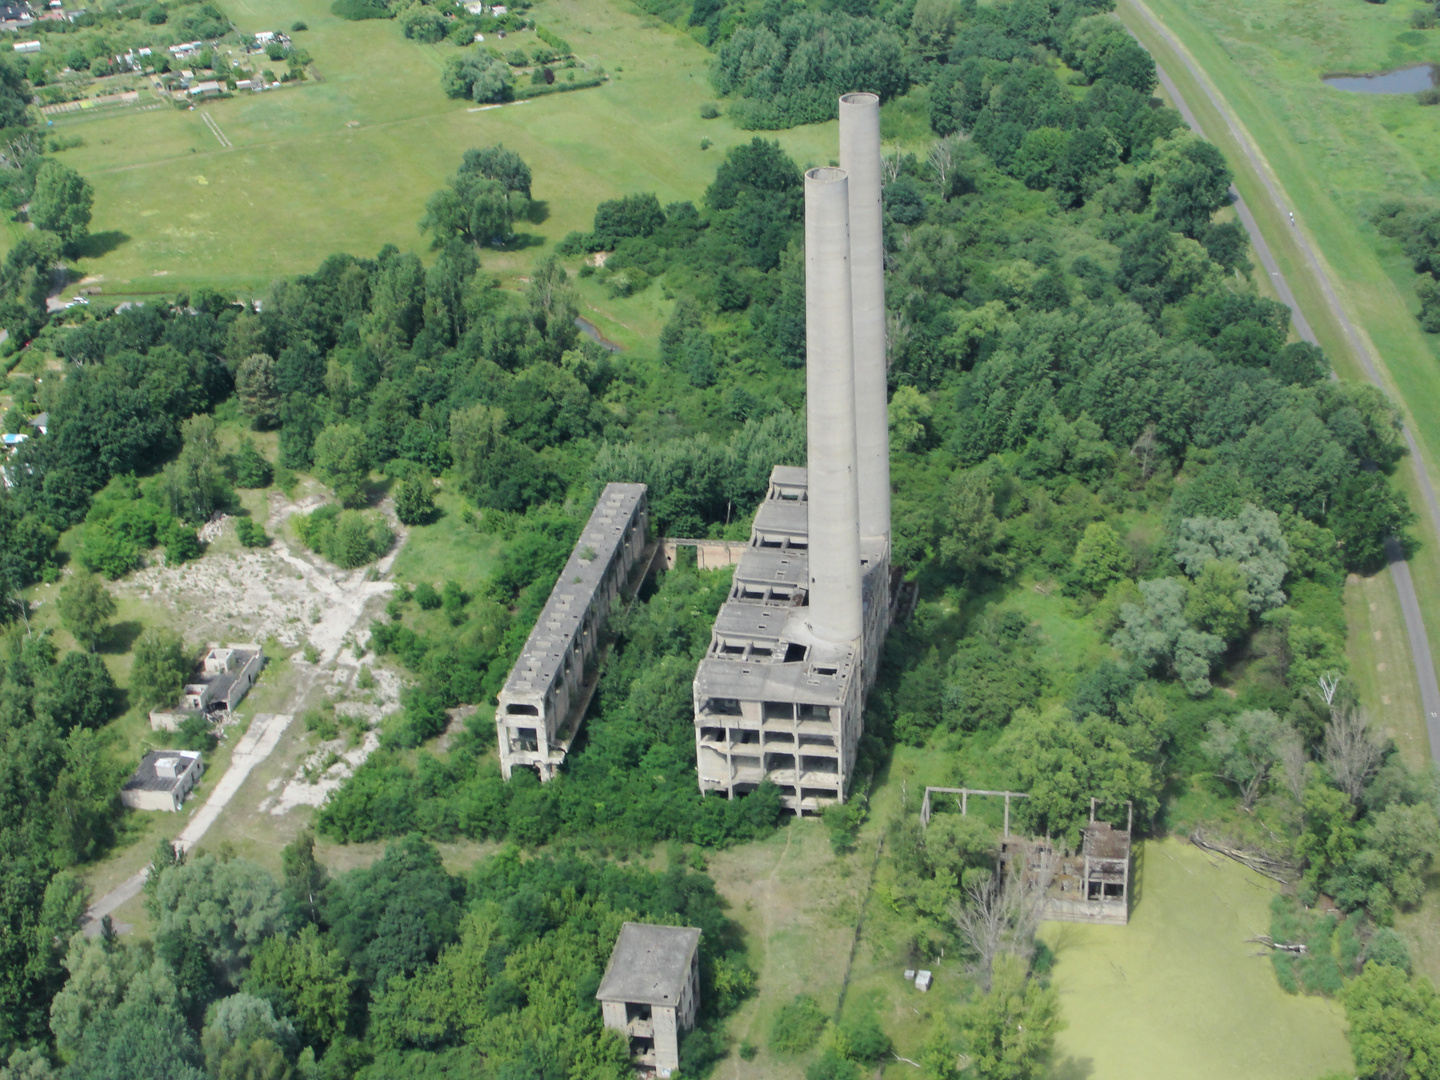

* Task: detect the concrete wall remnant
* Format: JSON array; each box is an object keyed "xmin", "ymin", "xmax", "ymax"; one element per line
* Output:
[{"xmin": 496, "ymin": 483, "xmax": 649, "ymax": 780}]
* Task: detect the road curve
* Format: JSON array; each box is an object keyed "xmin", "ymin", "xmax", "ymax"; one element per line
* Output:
[{"xmin": 1133, "ymin": 11, "xmax": 1440, "ymax": 762}]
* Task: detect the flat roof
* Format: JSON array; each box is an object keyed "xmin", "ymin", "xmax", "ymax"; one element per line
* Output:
[
  {"xmin": 501, "ymin": 483, "xmax": 646, "ymax": 701},
  {"xmin": 122, "ymin": 750, "xmax": 201, "ymax": 793},
  {"xmin": 752, "ymin": 500, "xmax": 808, "ymax": 537},
  {"xmin": 596, "ymin": 923, "xmax": 701, "ymax": 1007}
]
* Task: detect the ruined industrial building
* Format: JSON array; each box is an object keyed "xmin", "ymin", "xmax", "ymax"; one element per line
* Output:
[
  {"xmin": 596, "ymin": 922, "xmax": 702, "ymax": 1078},
  {"xmin": 692, "ymin": 94, "xmax": 894, "ymax": 813},
  {"xmin": 923, "ymin": 787, "xmax": 1134, "ymax": 925},
  {"xmin": 494, "ymin": 482, "xmax": 650, "ymax": 780}
]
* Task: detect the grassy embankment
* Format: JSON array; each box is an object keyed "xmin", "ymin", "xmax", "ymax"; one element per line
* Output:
[{"xmin": 1118, "ymin": 0, "xmax": 1440, "ymax": 738}]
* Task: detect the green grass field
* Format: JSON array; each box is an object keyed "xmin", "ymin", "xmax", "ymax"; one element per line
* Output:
[
  {"xmin": 1040, "ymin": 838, "xmax": 1352, "ymax": 1080},
  {"xmin": 47, "ymin": 0, "xmax": 839, "ymax": 316}
]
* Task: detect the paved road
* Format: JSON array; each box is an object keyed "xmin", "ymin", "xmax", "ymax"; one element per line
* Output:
[
  {"xmin": 1132, "ymin": 4, "xmax": 1440, "ymax": 762},
  {"xmin": 82, "ymin": 712, "xmax": 295, "ymax": 933}
]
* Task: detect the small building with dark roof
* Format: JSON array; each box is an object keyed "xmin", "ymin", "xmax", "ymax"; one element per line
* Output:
[
  {"xmin": 150, "ymin": 643, "xmax": 264, "ymax": 731},
  {"xmin": 120, "ymin": 750, "xmax": 204, "ymax": 812},
  {"xmin": 596, "ymin": 923, "xmax": 701, "ymax": 1076}
]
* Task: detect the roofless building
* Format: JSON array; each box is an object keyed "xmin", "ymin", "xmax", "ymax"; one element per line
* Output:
[{"xmin": 692, "ymin": 93, "xmax": 893, "ymax": 813}]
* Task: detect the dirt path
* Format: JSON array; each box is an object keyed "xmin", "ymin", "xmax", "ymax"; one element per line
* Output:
[
  {"xmin": 83, "ymin": 511, "xmax": 402, "ymax": 932},
  {"xmin": 1130, "ymin": 3, "xmax": 1440, "ymax": 763}
]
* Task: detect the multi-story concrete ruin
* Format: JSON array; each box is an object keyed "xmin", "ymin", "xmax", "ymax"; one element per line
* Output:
[
  {"xmin": 596, "ymin": 923, "xmax": 702, "ymax": 1078},
  {"xmin": 495, "ymin": 482, "xmax": 649, "ymax": 780},
  {"xmin": 692, "ymin": 94, "xmax": 892, "ymax": 813}
]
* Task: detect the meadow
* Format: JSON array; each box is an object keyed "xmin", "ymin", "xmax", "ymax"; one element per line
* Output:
[
  {"xmin": 1039, "ymin": 839, "xmax": 1352, "ymax": 1080},
  {"xmin": 45, "ymin": 0, "xmax": 840, "ymax": 315}
]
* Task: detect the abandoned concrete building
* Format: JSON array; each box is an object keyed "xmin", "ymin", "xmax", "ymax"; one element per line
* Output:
[
  {"xmin": 120, "ymin": 750, "xmax": 204, "ymax": 812},
  {"xmin": 923, "ymin": 787, "xmax": 1134, "ymax": 925},
  {"xmin": 495, "ymin": 483, "xmax": 649, "ymax": 780},
  {"xmin": 149, "ymin": 643, "xmax": 265, "ymax": 731},
  {"xmin": 692, "ymin": 94, "xmax": 893, "ymax": 813},
  {"xmin": 596, "ymin": 922, "xmax": 701, "ymax": 1078}
]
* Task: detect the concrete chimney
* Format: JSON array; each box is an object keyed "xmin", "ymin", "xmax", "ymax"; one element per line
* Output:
[
  {"xmin": 803, "ymin": 167, "xmax": 863, "ymax": 645},
  {"xmin": 838, "ymin": 92, "xmax": 890, "ymax": 548}
]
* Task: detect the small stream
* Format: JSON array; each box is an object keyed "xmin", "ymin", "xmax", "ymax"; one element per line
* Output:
[
  {"xmin": 574, "ymin": 316, "xmax": 622, "ymax": 352},
  {"xmin": 1323, "ymin": 64, "xmax": 1437, "ymax": 93}
]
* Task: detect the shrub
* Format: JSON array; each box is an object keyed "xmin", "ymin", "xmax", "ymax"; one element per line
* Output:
[
  {"xmin": 163, "ymin": 523, "xmax": 202, "ymax": 566},
  {"xmin": 132, "ymin": 628, "xmax": 189, "ymax": 710},
  {"xmin": 235, "ymin": 518, "xmax": 270, "ymax": 547},
  {"xmin": 700, "ymin": 102, "xmax": 719, "ymax": 119},
  {"xmin": 1410, "ymin": 6, "xmax": 1436, "ymax": 27},
  {"xmin": 330, "ymin": 0, "xmax": 390, "ymax": 19},
  {"xmin": 770, "ymin": 995, "xmax": 827, "ymax": 1055},
  {"xmin": 232, "ymin": 438, "xmax": 273, "ymax": 488},
  {"xmin": 291, "ymin": 20, "xmax": 308, "ymax": 30},
  {"xmin": 295, "ymin": 505, "xmax": 393, "ymax": 569},
  {"xmin": 441, "ymin": 580, "xmax": 467, "ymax": 625},
  {"xmin": 1366, "ymin": 928, "xmax": 1413, "ymax": 973},
  {"xmin": 177, "ymin": 712, "xmax": 216, "ymax": 752},
  {"xmin": 413, "ymin": 582, "xmax": 441, "ymax": 610},
  {"xmin": 394, "ymin": 474, "xmax": 436, "ymax": 525}
]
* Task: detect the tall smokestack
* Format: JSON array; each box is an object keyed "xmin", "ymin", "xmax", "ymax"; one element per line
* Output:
[
  {"xmin": 803, "ymin": 167, "xmax": 863, "ymax": 646},
  {"xmin": 838, "ymin": 92, "xmax": 890, "ymax": 548}
]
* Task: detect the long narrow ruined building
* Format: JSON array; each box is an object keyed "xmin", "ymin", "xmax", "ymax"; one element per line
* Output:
[
  {"xmin": 495, "ymin": 482, "xmax": 649, "ymax": 780},
  {"xmin": 693, "ymin": 94, "xmax": 892, "ymax": 813}
]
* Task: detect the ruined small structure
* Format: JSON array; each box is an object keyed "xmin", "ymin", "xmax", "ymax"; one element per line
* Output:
[
  {"xmin": 923, "ymin": 787, "xmax": 1134, "ymax": 925},
  {"xmin": 596, "ymin": 923, "xmax": 701, "ymax": 1078},
  {"xmin": 495, "ymin": 483, "xmax": 649, "ymax": 780},
  {"xmin": 120, "ymin": 750, "xmax": 204, "ymax": 812},
  {"xmin": 149, "ymin": 643, "xmax": 264, "ymax": 731}
]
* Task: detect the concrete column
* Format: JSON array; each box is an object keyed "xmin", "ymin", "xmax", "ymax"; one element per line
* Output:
[
  {"xmin": 804, "ymin": 167, "xmax": 863, "ymax": 645},
  {"xmin": 839, "ymin": 92, "xmax": 890, "ymax": 547}
]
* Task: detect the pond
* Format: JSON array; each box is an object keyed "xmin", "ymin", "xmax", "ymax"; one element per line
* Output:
[{"xmin": 1323, "ymin": 63, "xmax": 1437, "ymax": 93}]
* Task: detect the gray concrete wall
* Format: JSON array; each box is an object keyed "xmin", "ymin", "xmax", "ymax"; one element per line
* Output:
[{"xmin": 803, "ymin": 167, "xmax": 863, "ymax": 646}]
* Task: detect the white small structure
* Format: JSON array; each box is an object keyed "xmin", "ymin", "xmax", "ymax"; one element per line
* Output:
[
  {"xmin": 12, "ymin": 39, "xmax": 39, "ymax": 52},
  {"xmin": 491, "ymin": 4, "xmax": 506, "ymax": 12},
  {"xmin": 254, "ymin": 29, "xmax": 274, "ymax": 44},
  {"xmin": 597, "ymin": 924, "xmax": 701, "ymax": 1078},
  {"xmin": 120, "ymin": 750, "xmax": 204, "ymax": 812},
  {"xmin": 473, "ymin": 32, "xmax": 484, "ymax": 41},
  {"xmin": 464, "ymin": 0, "xmax": 484, "ymax": 11},
  {"xmin": 915, "ymin": 970, "xmax": 932, "ymax": 993},
  {"xmin": 187, "ymin": 79, "xmax": 221, "ymax": 97},
  {"xmin": 1, "ymin": 433, "xmax": 27, "ymax": 450}
]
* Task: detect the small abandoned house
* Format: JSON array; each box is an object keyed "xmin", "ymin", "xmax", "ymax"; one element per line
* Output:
[
  {"xmin": 923, "ymin": 787, "xmax": 1133, "ymax": 925},
  {"xmin": 149, "ymin": 643, "xmax": 264, "ymax": 731},
  {"xmin": 120, "ymin": 750, "xmax": 203, "ymax": 812},
  {"xmin": 596, "ymin": 923, "xmax": 701, "ymax": 1078}
]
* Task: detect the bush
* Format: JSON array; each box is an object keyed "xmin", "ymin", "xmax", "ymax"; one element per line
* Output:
[
  {"xmin": 330, "ymin": 0, "xmax": 390, "ymax": 18},
  {"xmin": 770, "ymin": 995, "xmax": 827, "ymax": 1055},
  {"xmin": 163, "ymin": 523, "xmax": 202, "ymax": 566},
  {"xmin": 394, "ymin": 474, "xmax": 437, "ymax": 525},
  {"xmin": 132, "ymin": 628, "xmax": 189, "ymax": 710},
  {"xmin": 700, "ymin": 102, "xmax": 720, "ymax": 119},
  {"xmin": 232, "ymin": 438, "xmax": 273, "ymax": 489},
  {"xmin": 235, "ymin": 518, "xmax": 270, "ymax": 547},
  {"xmin": 177, "ymin": 712, "xmax": 216, "ymax": 752},
  {"xmin": 295, "ymin": 505, "xmax": 393, "ymax": 569},
  {"xmin": 292, "ymin": 20, "xmax": 308, "ymax": 30},
  {"xmin": 1410, "ymin": 6, "xmax": 1436, "ymax": 27},
  {"xmin": 413, "ymin": 582, "xmax": 441, "ymax": 610},
  {"xmin": 1366, "ymin": 928, "xmax": 1413, "ymax": 973}
]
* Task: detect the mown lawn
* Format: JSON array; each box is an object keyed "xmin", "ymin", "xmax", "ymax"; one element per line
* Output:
[{"xmin": 46, "ymin": 0, "xmax": 839, "ymax": 320}]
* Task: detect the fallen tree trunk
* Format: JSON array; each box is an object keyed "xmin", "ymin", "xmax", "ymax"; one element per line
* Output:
[{"xmin": 1190, "ymin": 828, "xmax": 1298, "ymax": 884}]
